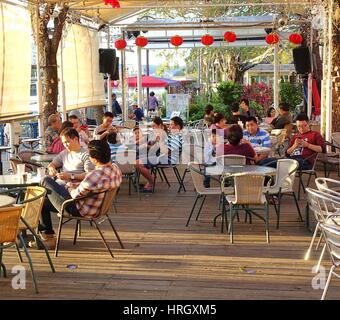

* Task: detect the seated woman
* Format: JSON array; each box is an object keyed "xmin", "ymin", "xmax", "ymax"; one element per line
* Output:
[
  {"xmin": 210, "ymin": 113, "xmax": 228, "ymax": 139},
  {"xmin": 224, "ymin": 124, "xmax": 256, "ymax": 164},
  {"xmin": 264, "ymin": 107, "xmax": 276, "ymax": 125},
  {"xmin": 47, "ymin": 121, "xmax": 74, "ymax": 154}
]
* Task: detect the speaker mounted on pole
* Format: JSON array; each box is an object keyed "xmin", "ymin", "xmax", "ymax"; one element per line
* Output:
[
  {"xmin": 99, "ymin": 49, "xmax": 116, "ymax": 74},
  {"xmin": 292, "ymin": 47, "xmax": 311, "ymax": 74}
]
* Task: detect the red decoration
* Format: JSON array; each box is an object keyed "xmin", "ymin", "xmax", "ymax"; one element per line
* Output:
[
  {"xmin": 289, "ymin": 33, "xmax": 303, "ymax": 45},
  {"xmin": 114, "ymin": 39, "xmax": 127, "ymax": 50},
  {"xmin": 265, "ymin": 33, "xmax": 279, "ymax": 45},
  {"xmin": 170, "ymin": 35, "xmax": 183, "ymax": 48},
  {"xmin": 104, "ymin": 0, "xmax": 120, "ymax": 8},
  {"xmin": 224, "ymin": 31, "xmax": 237, "ymax": 43},
  {"xmin": 201, "ymin": 34, "xmax": 214, "ymax": 47},
  {"xmin": 135, "ymin": 36, "xmax": 148, "ymax": 47}
]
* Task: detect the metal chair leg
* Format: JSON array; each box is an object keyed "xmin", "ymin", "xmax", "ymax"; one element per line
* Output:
[
  {"xmin": 15, "ymin": 242, "xmax": 23, "ymax": 263},
  {"xmin": 195, "ymin": 195, "xmax": 206, "ymax": 221},
  {"xmin": 186, "ymin": 194, "xmax": 200, "ymax": 227},
  {"xmin": 18, "ymin": 234, "xmax": 38, "ymax": 293},
  {"xmin": 292, "ymin": 192, "xmax": 303, "ymax": 222},
  {"xmin": 315, "ymin": 244, "xmax": 326, "ymax": 273},
  {"xmin": 305, "ymin": 222, "xmax": 320, "ymax": 260},
  {"xmin": 92, "ymin": 220, "xmax": 114, "ymax": 258},
  {"xmin": 54, "ymin": 215, "xmax": 64, "ymax": 258},
  {"xmin": 107, "ymin": 216, "xmax": 124, "ymax": 249},
  {"xmin": 321, "ymin": 265, "xmax": 335, "ymax": 300}
]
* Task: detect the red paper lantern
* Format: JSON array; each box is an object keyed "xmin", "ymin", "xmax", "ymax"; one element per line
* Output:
[
  {"xmin": 170, "ymin": 35, "xmax": 183, "ymax": 48},
  {"xmin": 104, "ymin": 0, "xmax": 120, "ymax": 8},
  {"xmin": 289, "ymin": 33, "xmax": 303, "ymax": 45},
  {"xmin": 224, "ymin": 31, "xmax": 237, "ymax": 43},
  {"xmin": 135, "ymin": 36, "xmax": 148, "ymax": 47},
  {"xmin": 265, "ymin": 33, "xmax": 279, "ymax": 45},
  {"xmin": 201, "ymin": 34, "xmax": 214, "ymax": 47},
  {"xmin": 114, "ymin": 39, "xmax": 127, "ymax": 50}
]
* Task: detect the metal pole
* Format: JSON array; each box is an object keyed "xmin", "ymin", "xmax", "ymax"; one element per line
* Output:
[
  {"xmin": 121, "ymin": 32, "xmax": 127, "ymax": 121},
  {"xmin": 137, "ymin": 46, "xmax": 143, "ymax": 110},
  {"xmin": 60, "ymin": 37, "xmax": 67, "ymax": 121},
  {"xmin": 307, "ymin": 24, "xmax": 314, "ymax": 119},
  {"xmin": 146, "ymin": 49, "xmax": 150, "ymax": 114},
  {"xmin": 107, "ymin": 28, "xmax": 112, "ymax": 113},
  {"xmin": 325, "ymin": 0, "xmax": 333, "ymax": 141},
  {"xmin": 273, "ymin": 42, "xmax": 280, "ymax": 109},
  {"xmin": 35, "ymin": 6, "xmax": 44, "ymax": 142},
  {"xmin": 197, "ymin": 49, "xmax": 201, "ymax": 93}
]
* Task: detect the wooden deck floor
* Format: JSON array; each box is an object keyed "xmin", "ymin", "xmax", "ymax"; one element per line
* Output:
[{"xmin": 0, "ymin": 167, "xmax": 339, "ymax": 300}]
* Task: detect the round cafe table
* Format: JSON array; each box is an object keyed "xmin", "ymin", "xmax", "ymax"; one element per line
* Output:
[
  {"xmin": 254, "ymin": 146, "xmax": 272, "ymax": 155},
  {"xmin": 206, "ymin": 165, "xmax": 276, "ymax": 177},
  {"xmin": 0, "ymin": 195, "xmax": 15, "ymax": 207},
  {"xmin": 31, "ymin": 154, "xmax": 55, "ymax": 164}
]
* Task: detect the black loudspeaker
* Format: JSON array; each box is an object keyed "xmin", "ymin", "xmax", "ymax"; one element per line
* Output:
[
  {"xmin": 99, "ymin": 49, "xmax": 116, "ymax": 74},
  {"xmin": 110, "ymin": 57, "xmax": 120, "ymax": 81},
  {"xmin": 292, "ymin": 47, "xmax": 311, "ymax": 74}
]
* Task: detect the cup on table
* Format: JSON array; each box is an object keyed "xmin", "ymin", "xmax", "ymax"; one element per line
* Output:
[
  {"xmin": 37, "ymin": 167, "xmax": 46, "ymax": 179},
  {"xmin": 17, "ymin": 164, "xmax": 26, "ymax": 176}
]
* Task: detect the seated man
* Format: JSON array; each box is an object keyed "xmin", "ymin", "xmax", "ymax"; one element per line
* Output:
[
  {"xmin": 271, "ymin": 102, "xmax": 292, "ymax": 129},
  {"xmin": 261, "ymin": 113, "xmax": 326, "ymax": 169},
  {"xmin": 286, "ymin": 113, "xmax": 325, "ymax": 170},
  {"xmin": 36, "ymin": 128, "xmax": 95, "ymax": 247},
  {"xmin": 129, "ymin": 104, "xmax": 144, "ymax": 123},
  {"xmin": 240, "ymin": 98, "xmax": 256, "ymax": 118},
  {"xmin": 69, "ymin": 114, "xmax": 89, "ymax": 148},
  {"xmin": 33, "ymin": 140, "xmax": 122, "ymax": 248},
  {"xmin": 135, "ymin": 116, "xmax": 184, "ymax": 192},
  {"xmin": 94, "ymin": 111, "xmax": 116, "ymax": 141},
  {"xmin": 242, "ymin": 116, "xmax": 271, "ymax": 164},
  {"xmin": 107, "ymin": 131, "xmax": 125, "ymax": 163},
  {"xmin": 228, "ymin": 102, "xmax": 248, "ymax": 126}
]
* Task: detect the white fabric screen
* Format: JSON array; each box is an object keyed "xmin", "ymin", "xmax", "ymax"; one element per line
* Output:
[
  {"xmin": 58, "ymin": 24, "xmax": 105, "ymax": 111},
  {"xmin": 0, "ymin": 3, "xmax": 31, "ymax": 119}
]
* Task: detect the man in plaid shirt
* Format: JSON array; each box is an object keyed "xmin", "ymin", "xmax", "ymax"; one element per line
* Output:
[
  {"xmin": 68, "ymin": 141, "xmax": 122, "ymax": 217},
  {"xmin": 34, "ymin": 140, "xmax": 122, "ymax": 249}
]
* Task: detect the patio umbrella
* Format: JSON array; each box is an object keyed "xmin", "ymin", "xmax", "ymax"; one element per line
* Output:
[{"xmin": 126, "ymin": 75, "xmax": 169, "ymax": 88}]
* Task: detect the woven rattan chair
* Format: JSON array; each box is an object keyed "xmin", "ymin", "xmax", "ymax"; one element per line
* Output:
[
  {"xmin": 0, "ymin": 205, "xmax": 40, "ymax": 293},
  {"xmin": 186, "ymin": 162, "xmax": 233, "ymax": 227},
  {"xmin": 0, "ymin": 187, "xmax": 55, "ymax": 273},
  {"xmin": 55, "ymin": 188, "xmax": 124, "ymax": 258},
  {"xmin": 263, "ymin": 159, "xmax": 302, "ymax": 228},
  {"xmin": 225, "ymin": 173, "xmax": 269, "ymax": 244},
  {"xmin": 319, "ymin": 220, "xmax": 340, "ymax": 300},
  {"xmin": 9, "ymin": 157, "xmax": 41, "ymax": 174},
  {"xmin": 216, "ymin": 154, "xmax": 246, "ymax": 166},
  {"xmin": 304, "ymin": 188, "xmax": 340, "ymax": 273}
]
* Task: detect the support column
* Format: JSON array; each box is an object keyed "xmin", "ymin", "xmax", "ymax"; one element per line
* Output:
[
  {"xmin": 325, "ymin": 0, "xmax": 334, "ymax": 141},
  {"xmin": 273, "ymin": 43, "xmax": 280, "ymax": 109},
  {"xmin": 35, "ymin": 6, "xmax": 44, "ymax": 141},
  {"xmin": 137, "ymin": 46, "xmax": 143, "ymax": 109},
  {"xmin": 59, "ymin": 37, "xmax": 67, "ymax": 121},
  {"xmin": 107, "ymin": 28, "xmax": 112, "ymax": 113},
  {"xmin": 146, "ymin": 49, "xmax": 150, "ymax": 114},
  {"xmin": 121, "ymin": 32, "xmax": 127, "ymax": 121}
]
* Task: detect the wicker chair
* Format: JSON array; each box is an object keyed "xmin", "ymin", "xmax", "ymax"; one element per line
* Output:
[
  {"xmin": 186, "ymin": 162, "xmax": 232, "ymax": 227},
  {"xmin": 55, "ymin": 188, "xmax": 124, "ymax": 258},
  {"xmin": 9, "ymin": 157, "xmax": 40, "ymax": 174},
  {"xmin": 319, "ymin": 220, "xmax": 340, "ymax": 300},
  {"xmin": 263, "ymin": 159, "xmax": 302, "ymax": 229},
  {"xmin": 0, "ymin": 205, "xmax": 40, "ymax": 293},
  {"xmin": 0, "ymin": 187, "xmax": 55, "ymax": 273},
  {"xmin": 225, "ymin": 173, "xmax": 269, "ymax": 244},
  {"xmin": 216, "ymin": 154, "xmax": 246, "ymax": 166}
]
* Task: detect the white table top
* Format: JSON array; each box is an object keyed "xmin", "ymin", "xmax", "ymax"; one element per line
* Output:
[
  {"xmin": 254, "ymin": 146, "xmax": 272, "ymax": 154},
  {"xmin": 0, "ymin": 195, "xmax": 15, "ymax": 207},
  {"xmin": 31, "ymin": 154, "xmax": 55, "ymax": 163},
  {"xmin": 21, "ymin": 138, "xmax": 40, "ymax": 143},
  {"xmin": 206, "ymin": 165, "xmax": 276, "ymax": 177},
  {"xmin": 0, "ymin": 174, "xmax": 41, "ymax": 187}
]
